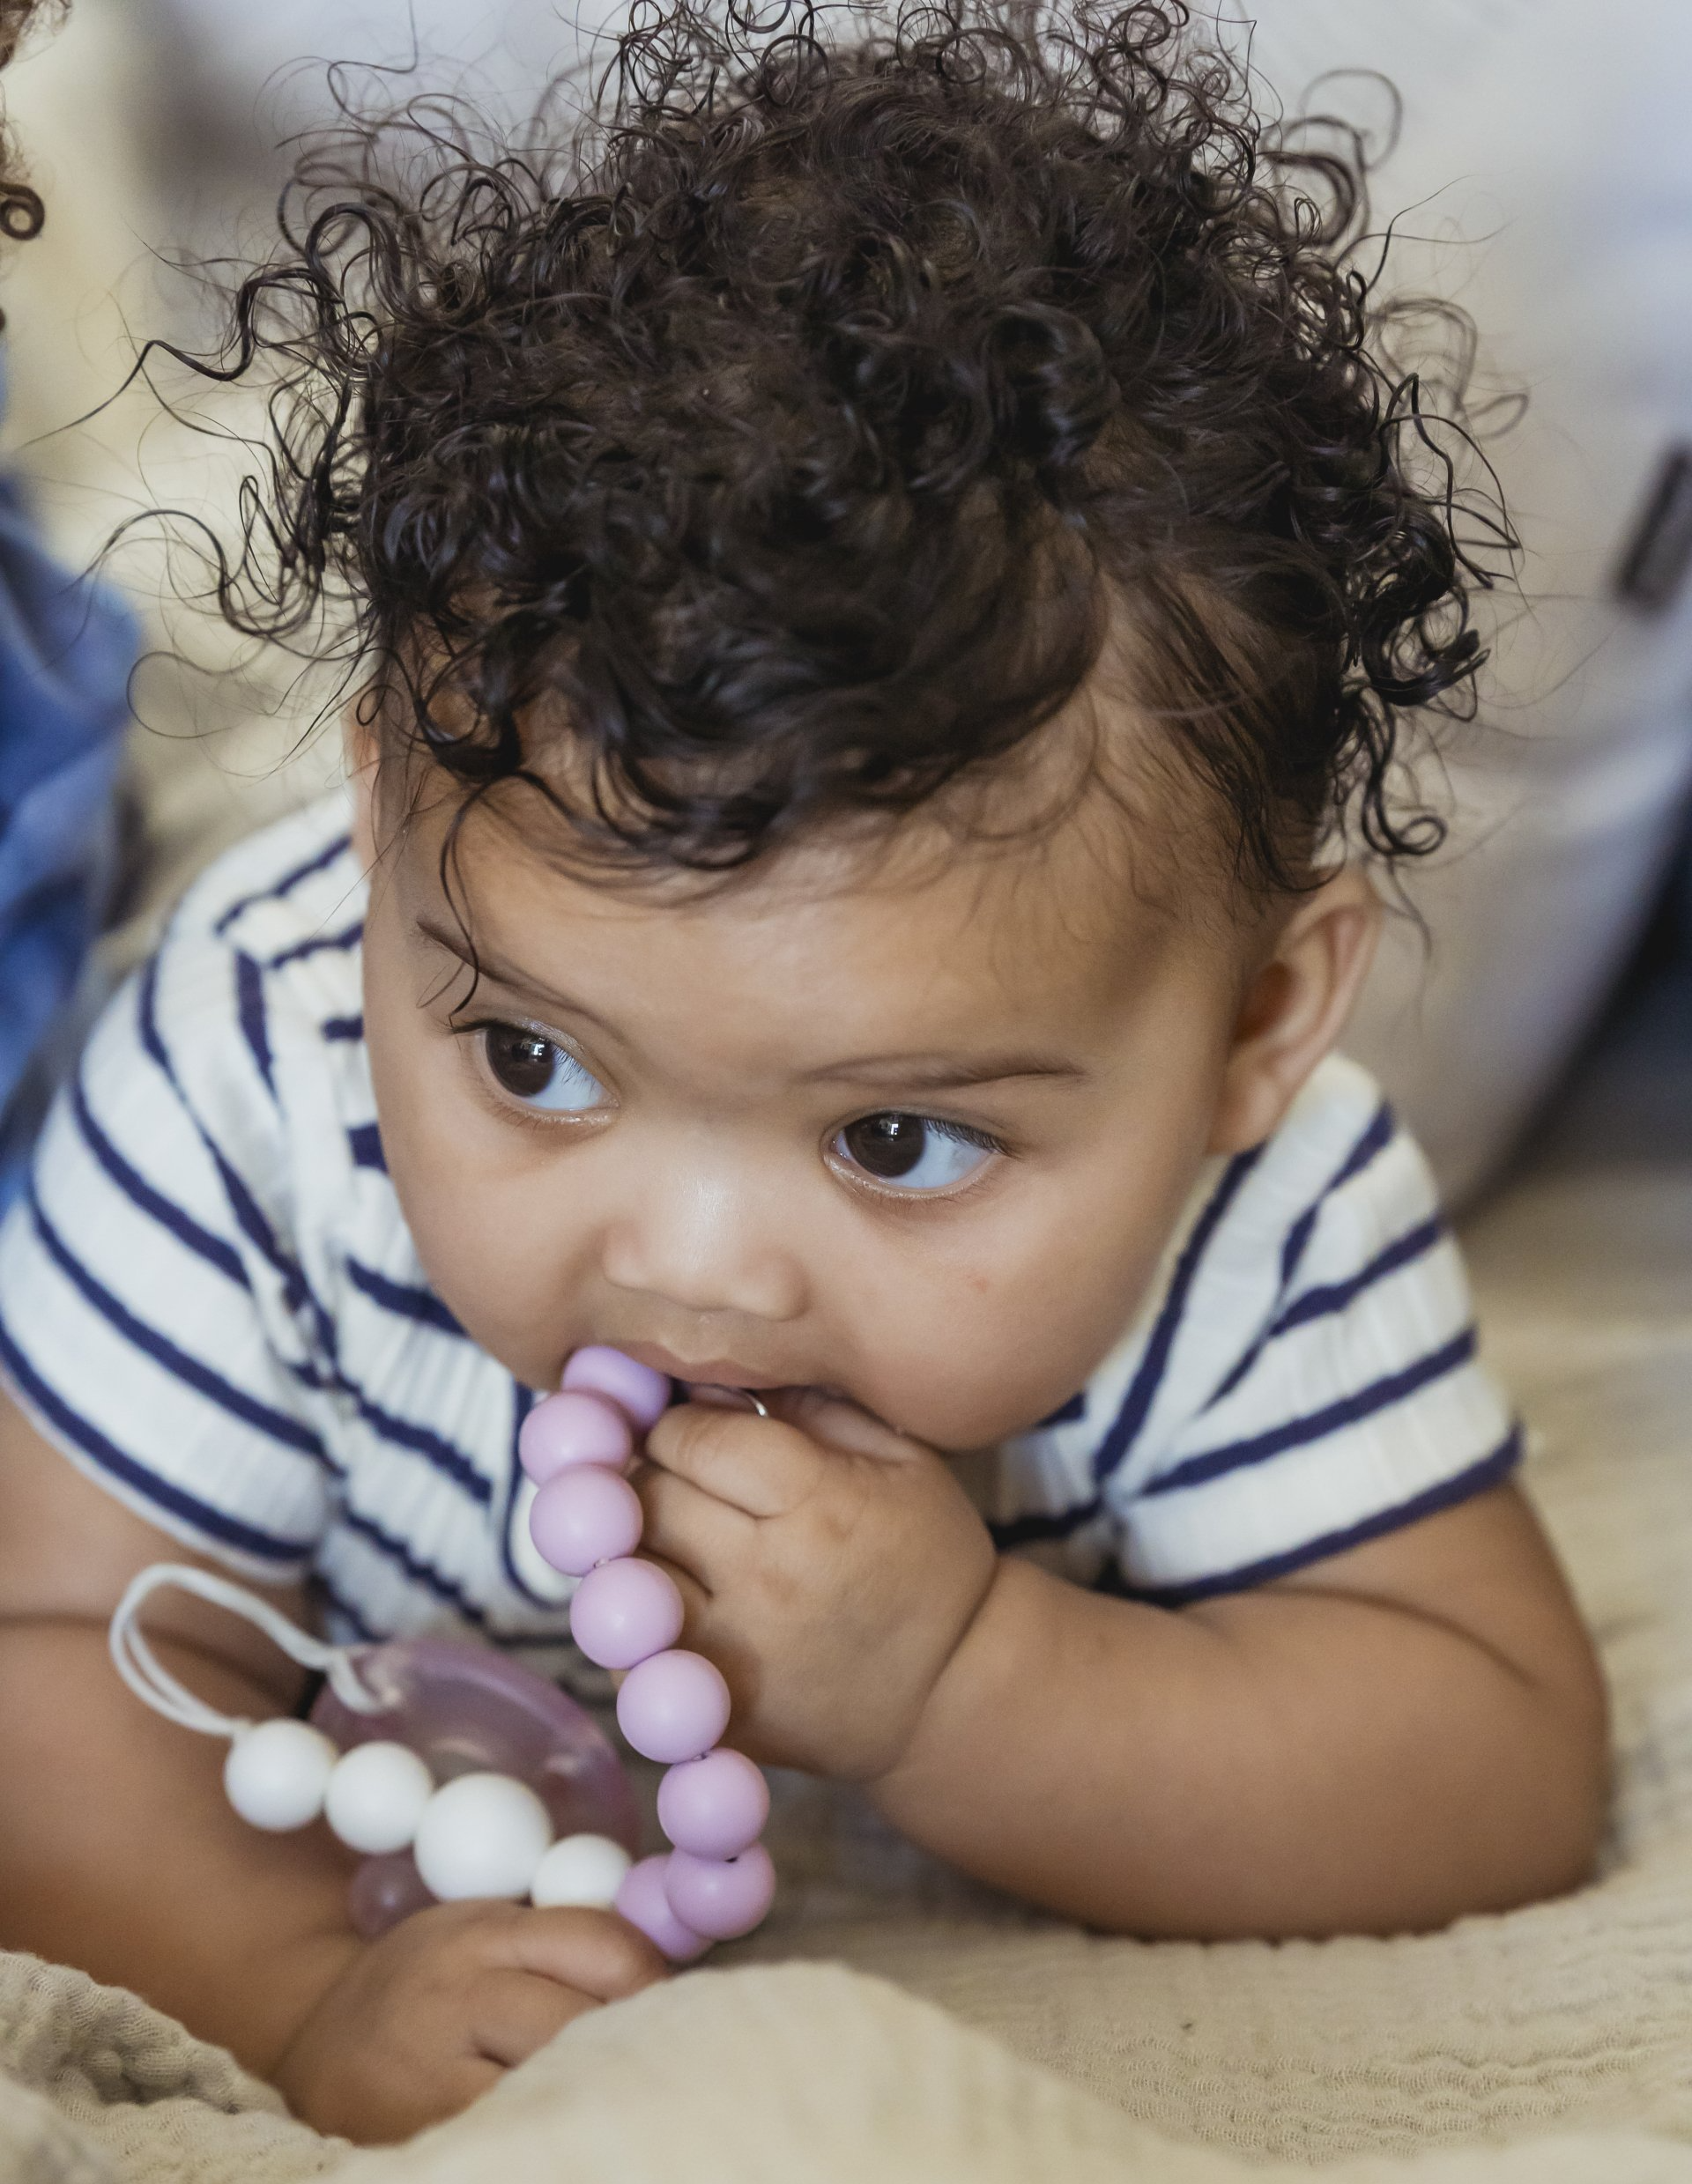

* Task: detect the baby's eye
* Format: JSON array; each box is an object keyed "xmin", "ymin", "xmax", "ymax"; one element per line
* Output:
[
  {"xmin": 831, "ymin": 1112, "xmax": 997, "ymax": 1192},
  {"xmin": 480, "ymin": 1025, "xmax": 607, "ymax": 1114}
]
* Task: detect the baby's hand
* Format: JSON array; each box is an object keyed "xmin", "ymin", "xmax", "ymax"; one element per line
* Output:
[
  {"xmin": 271, "ymin": 1899, "xmax": 664, "ymax": 2143},
  {"xmin": 636, "ymin": 1395, "xmax": 998, "ymax": 1781}
]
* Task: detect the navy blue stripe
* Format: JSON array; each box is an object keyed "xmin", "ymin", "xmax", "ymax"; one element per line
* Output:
[
  {"xmin": 1205, "ymin": 1104, "xmax": 1407, "ymax": 1413},
  {"xmin": 341, "ymin": 1507, "xmax": 489, "ymax": 1626},
  {"xmin": 345, "ymin": 1258, "xmax": 465, "ymax": 1337},
  {"xmin": 990, "ymin": 1496, "xmax": 1103, "ymax": 1550},
  {"xmin": 70, "ymin": 1076, "xmax": 248, "ymax": 1291},
  {"xmin": 138, "ymin": 961, "xmax": 296, "ymax": 1290},
  {"xmin": 1271, "ymin": 1217, "xmax": 1443, "ymax": 1338},
  {"xmin": 234, "ymin": 951, "xmax": 273, "ymax": 1095},
  {"xmin": 350, "ymin": 1388, "xmax": 491, "ymax": 1503},
  {"xmin": 1091, "ymin": 1148, "xmax": 1264, "ymax": 1487},
  {"xmin": 31, "ymin": 1198, "xmax": 335, "ymax": 1467},
  {"xmin": 268, "ymin": 922, "xmax": 362, "ymax": 972},
  {"xmin": 322, "ymin": 1014, "xmax": 364, "ymax": 1043},
  {"xmin": 348, "ymin": 1123, "xmax": 385, "ymax": 1173},
  {"xmin": 1148, "ymin": 1328, "xmax": 1479, "ymax": 1498},
  {"xmin": 1277, "ymin": 1102, "xmax": 1393, "ymax": 1292},
  {"xmin": 1124, "ymin": 1430, "xmax": 1523, "ymax": 1605},
  {"xmin": 214, "ymin": 832, "xmax": 352, "ymax": 935},
  {"xmin": 1037, "ymin": 1390, "xmax": 1087, "ymax": 1428},
  {"xmin": 274, "ymin": 1347, "xmax": 490, "ymax": 1514},
  {"xmin": 136, "ymin": 959, "xmax": 342, "ymax": 1362},
  {"xmin": 0, "ymin": 1315, "xmax": 315, "ymax": 1564}
]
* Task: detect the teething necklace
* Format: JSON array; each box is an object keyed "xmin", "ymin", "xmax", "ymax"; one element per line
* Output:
[
  {"xmin": 108, "ymin": 1346, "xmax": 775, "ymax": 1963},
  {"xmin": 516, "ymin": 1345, "xmax": 776, "ymax": 1956}
]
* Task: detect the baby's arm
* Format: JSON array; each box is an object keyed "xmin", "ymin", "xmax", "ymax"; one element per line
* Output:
[
  {"xmin": 872, "ymin": 1480, "xmax": 1608, "ymax": 1936},
  {"xmin": 640, "ymin": 1400, "xmax": 1608, "ymax": 1936},
  {"xmin": 0, "ymin": 1393, "xmax": 662, "ymax": 2141}
]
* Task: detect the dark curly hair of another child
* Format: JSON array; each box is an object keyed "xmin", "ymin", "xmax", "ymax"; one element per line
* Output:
[{"xmin": 188, "ymin": 0, "xmax": 1503, "ymax": 896}]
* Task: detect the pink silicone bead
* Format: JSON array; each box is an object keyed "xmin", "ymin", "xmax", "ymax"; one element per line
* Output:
[
  {"xmin": 569, "ymin": 1557, "xmax": 685, "ymax": 1671},
  {"xmin": 656, "ymin": 1748, "xmax": 769, "ymax": 1860},
  {"xmin": 616, "ymin": 1648, "xmax": 731, "ymax": 1764},
  {"xmin": 561, "ymin": 1347, "xmax": 672, "ymax": 1433},
  {"xmin": 529, "ymin": 1466, "xmax": 643, "ymax": 1578},
  {"xmin": 518, "ymin": 1391, "xmax": 634, "ymax": 1484},
  {"xmin": 615, "ymin": 1853, "xmax": 709, "ymax": 1964},
  {"xmin": 663, "ymin": 1843, "xmax": 776, "ymax": 1941}
]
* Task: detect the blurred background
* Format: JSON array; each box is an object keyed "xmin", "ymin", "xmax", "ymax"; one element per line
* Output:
[{"xmin": 0, "ymin": 0, "xmax": 1686, "ymax": 1206}]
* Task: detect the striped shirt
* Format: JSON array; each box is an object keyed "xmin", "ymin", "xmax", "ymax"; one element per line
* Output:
[{"xmin": 0, "ymin": 794, "xmax": 1518, "ymax": 1673}]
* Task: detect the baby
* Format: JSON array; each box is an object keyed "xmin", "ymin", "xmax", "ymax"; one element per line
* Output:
[{"xmin": 0, "ymin": 0, "xmax": 1607, "ymax": 2148}]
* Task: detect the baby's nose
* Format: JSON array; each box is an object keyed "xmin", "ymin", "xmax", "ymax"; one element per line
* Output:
[{"xmin": 600, "ymin": 1171, "xmax": 805, "ymax": 1324}]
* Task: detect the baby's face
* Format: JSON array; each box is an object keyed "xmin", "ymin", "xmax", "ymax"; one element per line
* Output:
[{"xmin": 358, "ymin": 767, "xmax": 1280, "ymax": 1448}]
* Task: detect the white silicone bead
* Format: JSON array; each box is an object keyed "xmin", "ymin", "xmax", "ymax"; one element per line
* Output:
[
  {"xmin": 224, "ymin": 1720, "xmax": 338, "ymax": 1832},
  {"xmin": 323, "ymin": 1741, "xmax": 435, "ymax": 1855},
  {"xmin": 529, "ymin": 1832, "xmax": 634, "ymax": 1910},
  {"xmin": 412, "ymin": 1773, "xmax": 554, "ymax": 1902}
]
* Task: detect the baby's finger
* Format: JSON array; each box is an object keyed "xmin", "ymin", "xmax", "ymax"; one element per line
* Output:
[
  {"xmin": 471, "ymin": 1968, "xmax": 597, "ymax": 2068},
  {"xmin": 772, "ymin": 1386, "xmax": 929, "ymax": 1464},
  {"xmin": 634, "ymin": 1462, "xmax": 755, "ymax": 1575},
  {"xmin": 635, "ymin": 1544, "xmax": 715, "ymax": 1617},
  {"xmin": 646, "ymin": 1402, "xmax": 827, "ymax": 1517},
  {"xmin": 502, "ymin": 1905, "xmax": 669, "ymax": 2001}
]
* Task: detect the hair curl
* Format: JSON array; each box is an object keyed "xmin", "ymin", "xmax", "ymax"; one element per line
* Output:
[
  {"xmin": 167, "ymin": 0, "xmax": 1508, "ymax": 893},
  {"xmin": 0, "ymin": 0, "xmax": 54, "ymax": 257}
]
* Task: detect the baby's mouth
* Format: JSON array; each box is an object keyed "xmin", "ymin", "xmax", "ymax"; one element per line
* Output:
[
  {"xmin": 614, "ymin": 1338, "xmax": 796, "ymax": 1396},
  {"xmin": 609, "ymin": 1341, "xmax": 851, "ymax": 1413}
]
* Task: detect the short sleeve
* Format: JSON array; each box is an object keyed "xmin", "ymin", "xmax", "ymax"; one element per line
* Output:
[
  {"xmin": 0, "ymin": 920, "xmax": 338, "ymax": 1579},
  {"xmin": 1103, "ymin": 1074, "xmax": 1519, "ymax": 1604}
]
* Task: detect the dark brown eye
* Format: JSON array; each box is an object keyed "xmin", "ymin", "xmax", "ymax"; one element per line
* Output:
[
  {"xmin": 833, "ymin": 1112, "xmax": 995, "ymax": 1190},
  {"xmin": 842, "ymin": 1113, "xmax": 924, "ymax": 1178},
  {"xmin": 480, "ymin": 1025, "xmax": 604, "ymax": 1112}
]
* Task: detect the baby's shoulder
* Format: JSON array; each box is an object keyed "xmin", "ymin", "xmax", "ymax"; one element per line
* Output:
[
  {"xmin": 169, "ymin": 792, "xmax": 365, "ymax": 984},
  {"xmin": 1244, "ymin": 1052, "xmax": 1441, "ymax": 1259},
  {"xmin": 84, "ymin": 795, "xmax": 372, "ymax": 1247},
  {"xmin": 148, "ymin": 792, "xmax": 366, "ymax": 1070}
]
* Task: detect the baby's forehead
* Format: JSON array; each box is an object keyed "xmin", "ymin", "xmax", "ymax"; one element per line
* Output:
[{"xmin": 403, "ymin": 746, "xmax": 1222, "ymax": 1040}]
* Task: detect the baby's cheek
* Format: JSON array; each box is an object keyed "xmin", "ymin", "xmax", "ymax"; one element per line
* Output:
[
  {"xmin": 847, "ymin": 1264, "xmax": 1081, "ymax": 1448},
  {"xmin": 858, "ymin": 1208, "xmax": 1169, "ymax": 1449}
]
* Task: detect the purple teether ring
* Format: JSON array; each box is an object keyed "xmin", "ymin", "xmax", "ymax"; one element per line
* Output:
[
  {"xmin": 570, "ymin": 1557, "xmax": 685, "ymax": 1669},
  {"xmin": 613, "ymin": 1854, "xmax": 709, "ymax": 1962},
  {"xmin": 657, "ymin": 1748, "xmax": 769, "ymax": 1859},
  {"xmin": 520, "ymin": 1390, "xmax": 634, "ymax": 1481},
  {"xmin": 527, "ymin": 1359, "xmax": 776, "ymax": 1962},
  {"xmin": 616, "ymin": 1649, "xmax": 731, "ymax": 1765},
  {"xmin": 529, "ymin": 1465, "xmax": 644, "ymax": 1575},
  {"xmin": 664, "ymin": 1843, "xmax": 776, "ymax": 1940},
  {"xmin": 311, "ymin": 1635, "xmax": 640, "ymax": 1938},
  {"xmin": 560, "ymin": 1346, "xmax": 672, "ymax": 1432}
]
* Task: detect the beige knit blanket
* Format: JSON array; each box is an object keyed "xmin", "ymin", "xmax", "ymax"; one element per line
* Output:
[{"xmin": 0, "ymin": 1151, "xmax": 1686, "ymax": 2181}]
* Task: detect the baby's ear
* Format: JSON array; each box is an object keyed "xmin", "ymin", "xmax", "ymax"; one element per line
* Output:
[{"xmin": 1207, "ymin": 868, "xmax": 1381, "ymax": 1155}]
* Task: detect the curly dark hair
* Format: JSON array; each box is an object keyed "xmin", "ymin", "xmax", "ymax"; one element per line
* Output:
[
  {"xmin": 174, "ymin": 0, "xmax": 1504, "ymax": 894},
  {"xmin": 0, "ymin": 0, "xmax": 56, "ymax": 250}
]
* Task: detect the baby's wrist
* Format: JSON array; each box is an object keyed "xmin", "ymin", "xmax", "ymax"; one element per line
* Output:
[
  {"xmin": 254, "ymin": 1927, "xmax": 366, "ymax": 2091},
  {"xmin": 870, "ymin": 1551, "xmax": 1033, "ymax": 1803}
]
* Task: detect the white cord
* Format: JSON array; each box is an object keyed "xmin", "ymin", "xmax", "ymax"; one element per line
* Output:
[{"xmin": 109, "ymin": 1563, "xmax": 383, "ymax": 1740}]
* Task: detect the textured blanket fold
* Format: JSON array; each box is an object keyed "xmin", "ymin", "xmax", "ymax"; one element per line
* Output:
[{"xmin": 0, "ymin": 1155, "xmax": 1684, "ymax": 2181}]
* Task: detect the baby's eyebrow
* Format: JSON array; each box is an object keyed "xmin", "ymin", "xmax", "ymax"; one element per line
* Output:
[
  {"xmin": 414, "ymin": 914, "xmax": 616, "ymax": 1033},
  {"xmin": 803, "ymin": 1053, "xmax": 1086, "ymax": 1092}
]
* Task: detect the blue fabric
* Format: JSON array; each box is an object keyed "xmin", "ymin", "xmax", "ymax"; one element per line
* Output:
[{"xmin": 0, "ymin": 473, "xmax": 133, "ymax": 1207}]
